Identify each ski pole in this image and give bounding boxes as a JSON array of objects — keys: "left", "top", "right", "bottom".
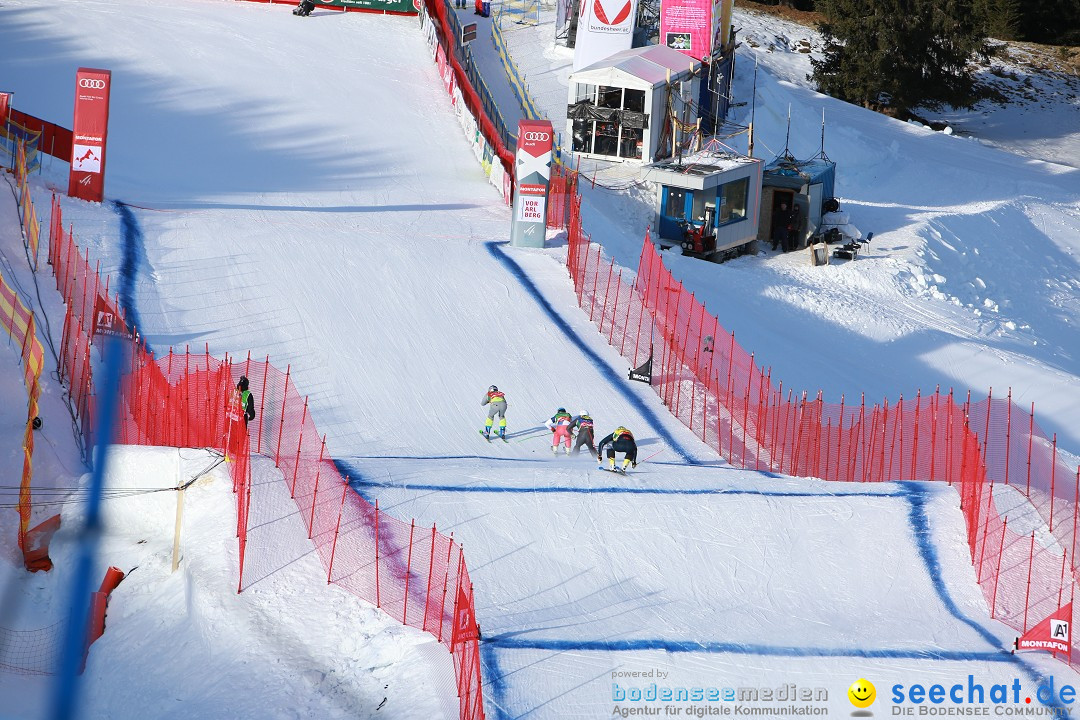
[
  {"left": 639, "top": 448, "right": 665, "bottom": 465},
  {"left": 514, "top": 430, "right": 550, "bottom": 443}
]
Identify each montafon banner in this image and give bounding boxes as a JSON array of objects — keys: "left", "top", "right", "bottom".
[
  {"left": 316, "top": 0, "right": 419, "bottom": 13},
  {"left": 68, "top": 68, "right": 111, "bottom": 203}
]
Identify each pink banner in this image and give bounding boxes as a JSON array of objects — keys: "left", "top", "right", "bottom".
[
  {"left": 68, "top": 68, "right": 112, "bottom": 203},
  {"left": 0, "top": 92, "right": 10, "bottom": 126},
  {"left": 659, "top": 0, "right": 713, "bottom": 60}
]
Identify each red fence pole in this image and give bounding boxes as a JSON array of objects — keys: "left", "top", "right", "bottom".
[
  {"left": 275, "top": 365, "right": 291, "bottom": 468},
  {"left": 990, "top": 519, "right": 1007, "bottom": 619},
  {"left": 290, "top": 396, "right": 309, "bottom": 498},
  {"left": 327, "top": 481, "right": 348, "bottom": 584},
  {"left": 1051, "top": 434, "right": 1058, "bottom": 531},
  {"left": 375, "top": 499, "right": 381, "bottom": 609},
  {"left": 1027, "top": 403, "right": 1034, "bottom": 496},
  {"left": 307, "top": 435, "right": 326, "bottom": 538},
  {"left": 1023, "top": 530, "right": 1036, "bottom": 631},
  {"left": 404, "top": 519, "right": 415, "bottom": 625},
  {"left": 423, "top": 524, "right": 436, "bottom": 633},
  {"left": 257, "top": 355, "right": 269, "bottom": 454},
  {"left": 1005, "top": 388, "right": 1012, "bottom": 485}
]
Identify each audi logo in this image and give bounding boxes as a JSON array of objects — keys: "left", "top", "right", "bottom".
[
  {"left": 79, "top": 79, "right": 107, "bottom": 89},
  {"left": 523, "top": 131, "right": 550, "bottom": 142}
]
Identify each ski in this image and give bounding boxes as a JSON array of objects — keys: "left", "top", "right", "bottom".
[
  {"left": 480, "top": 430, "right": 509, "bottom": 443},
  {"left": 480, "top": 430, "right": 491, "bottom": 442}
]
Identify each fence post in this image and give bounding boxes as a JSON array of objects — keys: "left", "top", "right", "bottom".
[
  {"left": 327, "top": 481, "right": 348, "bottom": 585},
  {"left": 1004, "top": 388, "right": 1012, "bottom": 485},
  {"left": 977, "top": 483, "right": 994, "bottom": 582},
  {"left": 1050, "top": 434, "right": 1058, "bottom": 531},
  {"left": 404, "top": 520, "right": 416, "bottom": 625},
  {"left": 308, "top": 435, "right": 327, "bottom": 539},
  {"left": 275, "top": 365, "right": 291, "bottom": 468},
  {"left": 990, "top": 516, "right": 1007, "bottom": 618},
  {"left": 911, "top": 390, "right": 922, "bottom": 480},
  {"left": 290, "top": 397, "right": 309, "bottom": 498},
  {"left": 1026, "top": 403, "right": 1034, "bottom": 496},
  {"left": 983, "top": 387, "right": 993, "bottom": 459},
  {"left": 1022, "top": 530, "right": 1036, "bottom": 631},
  {"left": 257, "top": 355, "right": 269, "bottom": 454},
  {"left": 1072, "top": 467, "right": 1080, "bottom": 572},
  {"left": 423, "top": 524, "right": 437, "bottom": 633},
  {"left": 375, "top": 500, "right": 381, "bottom": 609}
]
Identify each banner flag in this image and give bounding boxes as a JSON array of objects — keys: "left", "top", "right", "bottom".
[
  {"left": 452, "top": 583, "right": 478, "bottom": 646},
  {"left": 1015, "top": 602, "right": 1072, "bottom": 655},
  {"left": 68, "top": 68, "right": 111, "bottom": 203}
]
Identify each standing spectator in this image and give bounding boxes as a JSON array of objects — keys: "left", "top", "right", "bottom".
[
  {"left": 546, "top": 408, "right": 574, "bottom": 455},
  {"left": 571, "top": 410, "right": 597, "bottom": 458},
  {"left": 481, "top": 385, "right": 507, "bottom": 440},
  {"left": 237, "top": 375, "right": 256, "bottom": 425}
]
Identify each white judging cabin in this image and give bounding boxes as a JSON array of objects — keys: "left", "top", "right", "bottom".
[{"left": 567, "top": 44, "right": 701, "bottom": 163}]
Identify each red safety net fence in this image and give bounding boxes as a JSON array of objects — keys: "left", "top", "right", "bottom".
[
  {"left": 565, "top": 193, "right": 1080, "bottom": 664},
  {"left": 46, "top": 199, "right": 485, "bottom": 718}
]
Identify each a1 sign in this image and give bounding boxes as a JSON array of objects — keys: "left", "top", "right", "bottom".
[{"left": 461, "top": 22, "right": 477, "bottom": 44}]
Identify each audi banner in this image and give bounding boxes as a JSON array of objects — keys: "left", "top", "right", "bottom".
[
  {"left": 68, "top": 68, "right": 112, "bottom": 203},
  {"left": 510, "top": 120, "right": 553, "bottom": 248},
  {"left": 572, "top": 0, "right": 638, "bottom": 70}
]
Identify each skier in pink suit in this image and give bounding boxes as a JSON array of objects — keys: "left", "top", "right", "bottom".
[{"left": 545, "top": 408, "right": 574, "bottom": 455}]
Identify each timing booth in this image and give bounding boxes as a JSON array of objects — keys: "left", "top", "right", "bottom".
[
  {"left": 642, "top": 150, "right": 763, "bottom": 258},
  {"left": 566, "top": 45, "right": 701, "bottom": 163},
  {"left": 757, "top": 152, "right": 836, "bottom": 249}
]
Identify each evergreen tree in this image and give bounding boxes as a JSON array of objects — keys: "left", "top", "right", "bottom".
[{"left": 810, "top": 0, "right": 989, "bottom": 114}]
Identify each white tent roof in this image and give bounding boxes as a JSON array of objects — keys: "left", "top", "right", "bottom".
[{"left": 569, "top": 45, "right": 701, "bottom": 90}]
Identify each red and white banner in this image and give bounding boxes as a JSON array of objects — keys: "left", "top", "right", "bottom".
[
  {"left": 68, "top": 68, "right": 112, "bottom": 203},
  {"left": 452, "top": 583, "right": 478, "bottom": 647},
  {"left": 91, "top": 294, "right": 126, "bottom": 339},
  {"left": 0, "top": 92, "right": 10, "bottom": 127},
  {"left": 1016, "top": 602, "right": 1072, "bottom": 655},
  {"left": 572, "top": 0, "right": 638, "bottom": 70}
]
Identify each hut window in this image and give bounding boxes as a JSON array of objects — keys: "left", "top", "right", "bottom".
[
  {"left": 665, "top": 188, "right": 688, "bottom": 218},
  {"left": 619, "top": 128, "right": 643, "bottom": 159},
  {"left": 575, "top": 84, "right": 597, "bottom": 104},
  {"left": 624, "top": 89, "right": 646, "bottom": 113},
  {"left": 598, "top": 86, "right": 623, "bottom": 109},
  {"left": 717, "top": 177, "right": 749, "bottom": 225},
  {"left": 572, "top": 120, "right": 595, "bottom": 153}
]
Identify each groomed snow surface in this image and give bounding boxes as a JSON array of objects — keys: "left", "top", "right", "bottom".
[{"left": 1, "top": 0, "right": 1079, "bottom": 718}]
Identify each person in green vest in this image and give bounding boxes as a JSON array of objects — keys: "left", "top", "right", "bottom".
[{"left": 237, "top": 375, "right": 256, "bottom": 425}]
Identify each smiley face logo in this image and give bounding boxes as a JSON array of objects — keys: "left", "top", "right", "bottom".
[{"left": 848, "top": 679, "right": 876, "bottom": 708}]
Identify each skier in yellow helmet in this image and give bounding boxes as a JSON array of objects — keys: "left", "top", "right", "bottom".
[{"left": 597, "top": 426, "right": 637, "bottom": 472}]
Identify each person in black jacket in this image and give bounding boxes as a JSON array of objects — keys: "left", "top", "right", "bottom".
[
  {"left": 237, "top": 375, "right": 256, "bottom": 425},
  {"left": 597, "top": 426, "right": 637, "bottom": 472},
  {"left": 293, "top": 0, "right": 316, "bottom": 16}
]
